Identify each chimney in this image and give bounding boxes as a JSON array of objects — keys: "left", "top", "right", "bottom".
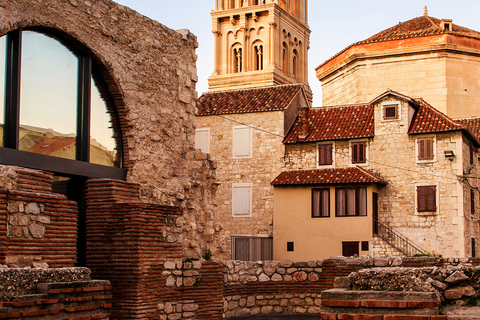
[{"left": 297, "top": 107, "right": 309, "bottom": 141}]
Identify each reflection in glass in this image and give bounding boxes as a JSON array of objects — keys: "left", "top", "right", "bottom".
[
  {"left": 90, "top": 79, "right": 116, "bottom": 167},
  {"left": 0, "top": 36, "right": 5, "bottom": 147},
  {"left": 19, "top": 31, "right": 78, "bottom": 160}
]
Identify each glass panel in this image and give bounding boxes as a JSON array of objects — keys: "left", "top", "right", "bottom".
[
  {"left": 19, "top": 31, "right": 77, "bottom": 160},
  {"left": 358, "top": 188, "right": 367, "bottom": 216},
  {"left": 321, "top": 189, "right": 329, "bottom": 217},
  {"left": 336, "top": 188, "right": 345, "bottom": 216},
  {"left": 90, "top": 78, "right": 116, "bottom": 167},
  {"left": 0, "top": 36, "right": 5, "bottom": 147},
  {"left": 346, "top": 188, "right": 356, "bottom": 216}
]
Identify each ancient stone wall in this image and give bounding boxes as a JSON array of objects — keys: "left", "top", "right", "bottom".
[{"left": 1, "top": 0, "right": 219, "bottom": 259}]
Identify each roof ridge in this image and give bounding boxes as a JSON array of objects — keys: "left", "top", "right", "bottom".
[
  {"left": 201, "top": 83, "right": 302, "bottom": 95},
  {"left": 424, "top": 15, "right": 442, "bottom": 31}
]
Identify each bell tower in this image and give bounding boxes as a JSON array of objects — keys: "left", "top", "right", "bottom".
[{"left": 209, "top": 0, "right": 311, "bottom": 97}]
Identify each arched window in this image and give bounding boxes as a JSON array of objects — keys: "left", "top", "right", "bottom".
[
  {"left": 233, "top": 46, "right": 243, "bottom": 73},
  {"left": 254, "top": 43, "right": 263, "bottom": 71},
  {"left": 292, "top": 49, "right": 298, "bottom": 79},
  {"left": 282, "top": 42, "right": 288, "bottom": 74},
  {"left": 0, "top": 29, "right": 125, "bottom": 179}
]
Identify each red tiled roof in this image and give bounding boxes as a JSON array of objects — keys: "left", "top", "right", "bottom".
[
  {"left": 455, "top": 117, "right": 480, "bottom": 144},
  {"left": 27, "top": 137, "right": 75, "bottom": 155},
  {"left": 284, "top": 104, "right": 374, "bottom": 143},
  {"left": 408, "top": 99, "right": 464, "bottom": 134},
  {"left": 196, "top": 84, "right": 303, "bottom": 115},
  {"left": 317, "top": 15, "right": 480, "bottom": 71},
  {"left": 271, "top": 167, "right": 387, "bottom": 186}
]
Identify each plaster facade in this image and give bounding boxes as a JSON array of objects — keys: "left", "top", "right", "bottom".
[{"left": 274, "top": 92, "right": 479, "bottom": 259}]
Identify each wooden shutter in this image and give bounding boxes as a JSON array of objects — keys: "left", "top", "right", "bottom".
[
  {"left": 195, "top": 129, "right": 209, "bottom": 153},
  {"left": 417, "top": 186, "right": 436, "bottom": 212},
  {"left": 352, "top": 142, "right": 366, "bottom": 163},
  {"left": 234, "top": 186, "right": 251, "bottom": 215},
  {"left": 233, "top": 237, "right": 250, "bottom": 261},
  {"left": 418, "top": 138, "right": 434, "bottom": 160},
  {"left": 384, "top": 105, "right": 397, "bottom": 119},
  {"left": 318, "top": 144, "right": 332, "bottom": 165},
  {"left": 233, "top": 127, "right": 251, "bottom": 157}
]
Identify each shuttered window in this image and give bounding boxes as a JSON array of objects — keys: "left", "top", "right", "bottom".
[
  {"left": 417, "top": 137, "right": 434, "bottom": 161},
  {"left": 351, "top": 142, "right": 366, "bottom": 164},
  {"left": 336, "top": 187, "right": 367, "bottom": 217},
  {"left": 383, "top": 104, "right": 398, "bottom": 119},
  {"left": 195, "top": 129, "right": 209, "bottom": 153},
  {"left": 233, "top": 126, "right": 251, "bottom": 158},
  {"left": 233, "top": 185, "right": 251, "bottom": 216},
  {"left": 312, "top": 188, "right": 330, "bottom": 217},
  {"left": 232, "top": 236, "right": 272, "bottom": 261},
  {"left": 417, "top": 186, "right": 436, "bottom": 212},
  {"left": 318, "top": 144, "right": 333, "bottom": 165}
]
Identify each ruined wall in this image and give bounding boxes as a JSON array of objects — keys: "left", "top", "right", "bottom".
[
  {"left": 195, "top": 111, "right": 286, "bottom": 260},
  {"left": 1, "top": 0, "right": 219, "bottom": 259}
]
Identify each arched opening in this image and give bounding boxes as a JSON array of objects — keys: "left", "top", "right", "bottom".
[
  {"left": 293, "top": 49, "right": 298, "bottom": 79},
  {"left": 1, "top": 28, "right": 126, "bottom": 265},
  {"left": 232, "top": 44, "right": 243, "bottom": 73},
  {"left": 253, "top": 42, "right": 263, "bottom": 71},
  {"left": 282, "top": 42, "right": 288, "bottom": 74}
]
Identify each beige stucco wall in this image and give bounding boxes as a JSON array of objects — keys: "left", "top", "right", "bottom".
[
  {"left": 273, "top": 185, "right": 377, "bottom": 261},
  {"left": 280, "top": 95, "right": 479, "bottom": 257}
]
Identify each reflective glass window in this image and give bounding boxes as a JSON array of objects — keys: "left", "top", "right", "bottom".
[
  {"left": 0, "top": 36, "right": 5, "bottom": 147},
  {"left": 19, "top": 31, "right": 78, "bottom": 160},
  {"left": 90, "top": 78, "right": 116, "bottom": 166}
]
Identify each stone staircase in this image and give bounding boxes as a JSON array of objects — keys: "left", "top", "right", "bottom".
[{"left": 371, "top": 235, "right": 405, "bottom": 256}]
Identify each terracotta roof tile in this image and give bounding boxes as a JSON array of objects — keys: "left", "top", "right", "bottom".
[
  {"left": 318, "top": 15, "right": 480, "bottom": 71},
  {"left": 196, "top": 84, "right": 302, "bottom": 115},
  {"left": 284, "top": 104, "right": 374, "bottom": 143},
  {"left": 455, "top": 117, "right": 480, "bottom": 143},
  {"left": 408, "top": 99, "right": 464, "bottom": 134},
  {"left": 271, "top": 167, "right": 387, "bottom": 186},
  {"left": 27, "top": 137, "right": 75, "bottom": 155}
]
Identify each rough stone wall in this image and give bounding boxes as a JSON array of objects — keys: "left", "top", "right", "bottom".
[
  {"left": 195, "top": 111, "right": 286, "bottom": 260},
  {"left": 283, "top": 95, "right": 475, "bottom": 257},
  {"left": 1, "top": 0, "right": 218, "bottom": 259}
]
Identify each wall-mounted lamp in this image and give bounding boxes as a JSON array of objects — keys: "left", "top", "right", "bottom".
[{"left": 444, "top": 150, "right": 455, "bottom": 161}]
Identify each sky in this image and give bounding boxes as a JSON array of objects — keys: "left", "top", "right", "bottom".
[{"left": 114, "top": 0, "right": 480, "bottom": 107}]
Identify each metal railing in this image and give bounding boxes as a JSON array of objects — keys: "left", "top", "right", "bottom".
[{"left": 373, "top": 217, "right": 428, "bottom": 257}]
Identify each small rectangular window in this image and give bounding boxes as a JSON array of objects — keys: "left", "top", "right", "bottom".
[
  {"left": 233, "top": 126, "right": 251, "bottom": 158},
  {"left": 233, "top": 184, "right": 252, "bottom": 216},
  {"left": 318, "top": 143, "right": 333, "bottom": 166},
  {"left": 287, "top": 242, "right": 294, "bottom": 252},
  {"left": 335, "top": 187, "right": 367, "bottom": 217},
  {"left": 383, "top": 105, "right": 398, "bottom": 119},
  {"left": 351, "top": 141, "right": 366, "bottom": 164},
  {"left": 312, "top": 188, "right": 330, "bottom": 217},
  {"left": 361, "top": 241, "right": 369, "bottom": 251},
  {"left": 417, "top": 137, "right": 435, "bottom": 161},
  {"left": 417, "top": 185, "right": 436, "bottom": 212}
]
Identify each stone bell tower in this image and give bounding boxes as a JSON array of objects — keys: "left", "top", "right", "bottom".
[{"left": 209, "top": 0, "right": 311, "bottom": 97}]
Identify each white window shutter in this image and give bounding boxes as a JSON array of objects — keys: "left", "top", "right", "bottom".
[
  {"left": 233, "top": 127, "right": 251, "bottom": 157},
  {"left": 234, "top": 186, "right": 251, "bottom": 215},
  {"left": 195, "top": 129, "right": 209, "bottom": 153}
]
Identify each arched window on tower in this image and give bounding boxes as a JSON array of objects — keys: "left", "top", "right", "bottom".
[
  {"left": 282, "top": 42, "right": 288, "bottom": 74},
  {"left": 292, "top": 49, "right": 298, "bottom": 79},
  {"left": 254, "top": 43, "right": 263, "bottom": 71},
  {"left": 232, "top": 45, "right": 243, "bottom": 73}
]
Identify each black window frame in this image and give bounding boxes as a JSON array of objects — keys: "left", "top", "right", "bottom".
[{"left": 2, "top": 28, "right": 126, "bottom": 180}]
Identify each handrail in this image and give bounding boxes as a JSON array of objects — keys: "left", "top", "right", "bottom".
[{"left": 373, "top": 217, "right": 428, "bottom": 257}]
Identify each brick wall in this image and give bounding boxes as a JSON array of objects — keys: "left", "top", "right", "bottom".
[
  {"left": 0, "top": 280, "right": 112, "bottom": 319},
  {"left": 0, "top": 169, "right": 78, "bottom": 268}
]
